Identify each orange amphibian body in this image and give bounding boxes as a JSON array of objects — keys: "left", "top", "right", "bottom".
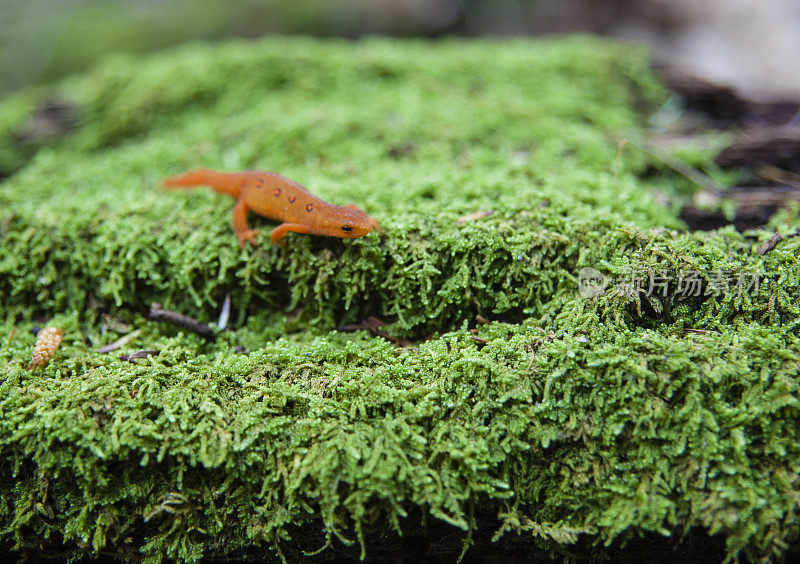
[{"left": 163, "top": 168, "right": 381, "bottom": 247}]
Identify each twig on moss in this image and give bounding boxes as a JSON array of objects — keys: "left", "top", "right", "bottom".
[
  {"left": 456, "top": 210, "right": 493, "bottom": 223},
  {"left": 756, "top": 232, "right": 784, "bottom": 255},
  {"left": 756, "top": 230, "right": 799, "bottom": 255},
  {"left": 98, "top": 329, "right": 142, "bottom": 354},
  {"left": 148, "top": 303, "right": 216, "bottom": 340},
  {"left": 120, "top": 350, "right": 160, "bottom": 362}
]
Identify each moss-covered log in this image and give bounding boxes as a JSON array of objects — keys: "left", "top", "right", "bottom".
[{"left": 1, "top": 37, "right": 799, "bottom": 562}]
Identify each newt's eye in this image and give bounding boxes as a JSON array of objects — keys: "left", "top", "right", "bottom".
[{"left": 341, "top": 225, "right": 353, "bottom": 233}]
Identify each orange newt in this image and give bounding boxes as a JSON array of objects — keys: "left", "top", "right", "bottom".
[{"left": 163, "top": 168, "right": 381, "bottom": 247}]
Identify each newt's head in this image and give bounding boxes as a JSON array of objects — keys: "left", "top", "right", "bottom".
[{"left": 331, "top": 206, "right": 382, "bottom": 239}]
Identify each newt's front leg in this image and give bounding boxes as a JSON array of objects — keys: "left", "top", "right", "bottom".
[
  {"left": 270, "top": 223, "right": 312, "bottom": 245},
  {"left": 232, "top": 198, "right": 260, "bottom": 248}
]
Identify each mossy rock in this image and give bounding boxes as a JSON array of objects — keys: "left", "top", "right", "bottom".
[{"left": 1, "top": 36, "right": 799, "bottom": 563}]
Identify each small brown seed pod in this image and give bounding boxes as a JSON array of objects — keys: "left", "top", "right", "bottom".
[{"left": 27, "top": 327, "right": 63, "bottom": 370}]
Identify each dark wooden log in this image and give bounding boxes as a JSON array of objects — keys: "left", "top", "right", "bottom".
[
  {"left": 654, "top": 61, "right": 800, "bottom": 128},
  {"left": 715, "top": 128, "right": 800, "bottom": 171}
]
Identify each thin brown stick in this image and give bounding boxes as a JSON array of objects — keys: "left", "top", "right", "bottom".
[
  {"left": 98, "top": 329, "right": 142, "bottom": 354},
  {"left": 120, "top": 350, "right": 160, "bottom": 362},
  {"left": 756, "top": 230, "right": 800, "bottom": 255},
  {"left": 148, "top": 303, "right": 216, "bottom": 340},
  {"left": 756, "top": 166, "right": 800, "bottom": 189},
  {"left": 756, "top": 232, "right": 784, "bottom": 256},
  {"left": 456, "top": 210, "right": 494, "bottom": 224}
]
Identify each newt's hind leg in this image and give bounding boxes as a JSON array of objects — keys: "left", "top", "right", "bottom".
[
  {"left": 270, "top": 223, "right": 311, "bottom": 245},
  {"left": 345, "top": 204, "right": 382, "bottom": 233},
  {"left": 164, "top": 168, "right": 245, "bottom": 198},
  {"left": 232, "top": 198, "right": 259, "bottom": 248}
]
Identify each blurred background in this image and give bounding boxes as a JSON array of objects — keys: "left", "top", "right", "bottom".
[{"left": 2, "top": 0, "right": 800, "bottom": 97}]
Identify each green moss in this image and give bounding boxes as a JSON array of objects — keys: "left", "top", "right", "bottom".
[{"left": 1, "top": 36, "right": 799, "bottom": 562}]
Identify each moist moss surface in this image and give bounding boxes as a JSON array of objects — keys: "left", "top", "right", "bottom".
[{"left": 1, "top": 36, "right": 799, "bottom": 563}]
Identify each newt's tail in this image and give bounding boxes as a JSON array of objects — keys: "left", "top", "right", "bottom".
[{"left": 163, "top": 168, "right": 243, "bottom": 198}]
